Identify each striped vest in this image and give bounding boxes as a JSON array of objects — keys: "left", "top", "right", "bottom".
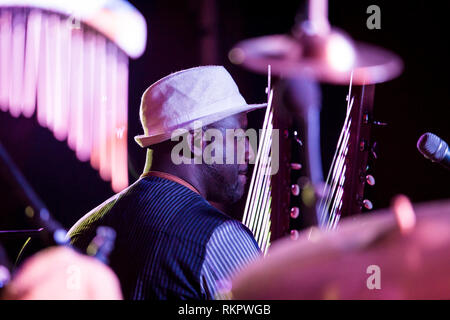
[{"left": 68, "top": 175, "right": 259, "bottom": 299}]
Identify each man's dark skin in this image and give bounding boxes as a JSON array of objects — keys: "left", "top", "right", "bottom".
[{"left": 144, "top": 112, "right": 254, "bottom": 205}]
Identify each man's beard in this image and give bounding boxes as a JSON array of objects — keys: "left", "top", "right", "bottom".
[{"left": 205, "top": 164, "right": 243, "bottom": 204}]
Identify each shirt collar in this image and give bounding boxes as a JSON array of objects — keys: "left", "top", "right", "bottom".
[{"left": 140, "top": 171, "right": 201, "bottom": 195}]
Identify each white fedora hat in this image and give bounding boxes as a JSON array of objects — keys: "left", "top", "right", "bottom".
[{"left": 134, "top": 65, "right": 267, "bottom": 147}]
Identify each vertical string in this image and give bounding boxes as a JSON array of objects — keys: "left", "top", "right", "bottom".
[
  {"left": 252, "top": 134, "right": 273, "bottom": 244},
  {"left": 319, "top": 70, "right": 354, "bottom": 229},
  {"left": 246, "top": 109, "right": 273, "bottom": 232},
  {"left": 323, "top": 118, "right": 351, "bottom": 227},
  {"left": 242, "top": 67, "right": 274, "bottom": 253},
  {"left": 242, "top": 91, "right": 272, "bottom": 226}
]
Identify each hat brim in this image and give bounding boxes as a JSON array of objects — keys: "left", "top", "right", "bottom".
[{"left": 134, "top": 102, "right": 267, "bottom": 147}]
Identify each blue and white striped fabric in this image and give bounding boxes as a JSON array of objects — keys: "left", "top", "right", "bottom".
[
  {"left": 201, "top": 220, "right": 261, "bottom": 299},
  {"left": 68, "top": 175, "right": 261, "bottom": 299}
]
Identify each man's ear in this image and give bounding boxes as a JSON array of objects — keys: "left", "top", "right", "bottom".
[{"left": 186, "top": 128, "right": 204, "bottom": 164}]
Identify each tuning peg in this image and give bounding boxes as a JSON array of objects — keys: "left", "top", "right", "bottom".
[
  {"left": 291, "top": 184, "right": 300, "bottom": 196},
  {"left": 359, "top": 139, "right": 368, "bottom": 152},
  {"left": 363, "top": 113, "right": 387, "bottom": 126},
  {"left": 284, "top": 130, "right": 303, "bottom": 145},
  {"left": 362, "top": 199, "right": 373, "bottom": 210},
  {"left": 373, "top": 120, "right": 388, "bottom": 126},
  {"left": 371, "top": 142, "right": 378, "bottom": 159},
  {"left": 290, "top": 163, "right": 302, "bottom": 170},
  {"left": 365, "top": 174, "right": 376, "bottom": 186},
  {"left": 290, "top": 207, "right": 300, "bottom": 219},
  {"left": 363, "top": 113, "right": 370, "bottom": 124},
  {"left": 360, "top": 172, "right": 375, "bottom": 186},
  {"left": 290, "top": 229, "right": 300, "bottom": 240},
  {"left": 293, "top": 130, "right": 303, "bottom": 146},
  {"left": 360, "top": 140, "right": 378, "bottom": 159}
]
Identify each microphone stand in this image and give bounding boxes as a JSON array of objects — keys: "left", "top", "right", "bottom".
[
  {"left": 0, "top": 141, "right": 116, "bottom": 274},
  {"left": 0, "top": 141, "right": 68, "bottom": 247}
]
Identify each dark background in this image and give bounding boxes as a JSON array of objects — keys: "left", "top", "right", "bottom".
[{"left": 1, "top": 0, "right": 449, "bottom": 262}]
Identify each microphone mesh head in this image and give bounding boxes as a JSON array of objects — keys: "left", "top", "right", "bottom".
[{"left": 417, "top": 132, "right": 448, "bottom": 161}]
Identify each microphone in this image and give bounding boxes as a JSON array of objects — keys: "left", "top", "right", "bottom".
[
  {"left": 0, "top": 245, "right": 11, "bottom": 290},
  {"left": 417, "top": 132, "right": 450, "bottom": 170},
  {"left": 86, "top": 226, "right": 117, "bottom": 265}
]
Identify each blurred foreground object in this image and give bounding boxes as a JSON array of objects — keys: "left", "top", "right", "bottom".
[
  {"left": 231, "top": 196, "right": 450, "bottom": 299},
  {"left": 2, "top": 246, "right": 122, "bottom": 300},
  {"left": 230, "top": 0, "right": 402, "bottom": 84},
  {"left": 0, "top": 0, "right": 148, "bottom": 192}
]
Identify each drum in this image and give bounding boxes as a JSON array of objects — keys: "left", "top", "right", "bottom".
[{"left": 231, "top": 198, "right": 450, "bottom": 299}]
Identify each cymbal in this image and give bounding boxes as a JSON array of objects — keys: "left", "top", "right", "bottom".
[
  {"left": 231, "top": 198, "right": 450, "bottom": 299},
  {"left": 229, "top": 29, "right": 403, "bottom": 85}
]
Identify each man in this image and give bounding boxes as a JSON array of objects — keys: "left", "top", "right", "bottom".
[{"left": 68, "top": 66, "right": 267, "bottom": 299}]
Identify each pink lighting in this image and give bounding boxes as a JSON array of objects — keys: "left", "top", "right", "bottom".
[
  {"left": 0, "top": 10, "right": 11, "bottom": 112},
  {"left": 112, "top": 53, "right": 129, "bottom": 192},
  {"left": 68, "top": 29, "right": 83, "bottom": 151},
  {"left": 308, "top": 0, "right": 330, "bottom": 35},
  {"left": 37, "top": 14, "right": 49, "bottom": 128},
  {"left": 9, "top": 11, "right": 25, "bottom": 118},
  {"left": 392, "top": 195, "right": 417, "bottom": 235},
  {"left": 325, "top": 33, "right": 356, "bottom": 72},
  {"left": 0, "top": 1, "right": 147, "bottom": 192},
  {"left": 90, "top": 35, "right": 105, "bottom": 171},
  {"left": 77, "top": 31, "right": 95, "bottom": 162},
  {"left": 22, "top": 10, "right": 41, "bottom": 118}
]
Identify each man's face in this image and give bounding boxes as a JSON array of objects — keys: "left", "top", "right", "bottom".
[{"left": 202, "top": 113, "right": 255, "bottom": 204}]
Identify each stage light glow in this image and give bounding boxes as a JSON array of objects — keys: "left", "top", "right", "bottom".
[
  {"left": 0, "top": 1, "right": 147, "bottom": 192},
  {"left": 325, "top": 33, "right": 355, "bottom": 72},
  {"left": 392, "top": 195, "right": 416, "bottom": 235}
]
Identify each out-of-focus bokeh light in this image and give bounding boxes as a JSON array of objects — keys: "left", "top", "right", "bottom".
[{"left": 325, "top": 33, "right": 355, "bottom": 72}]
